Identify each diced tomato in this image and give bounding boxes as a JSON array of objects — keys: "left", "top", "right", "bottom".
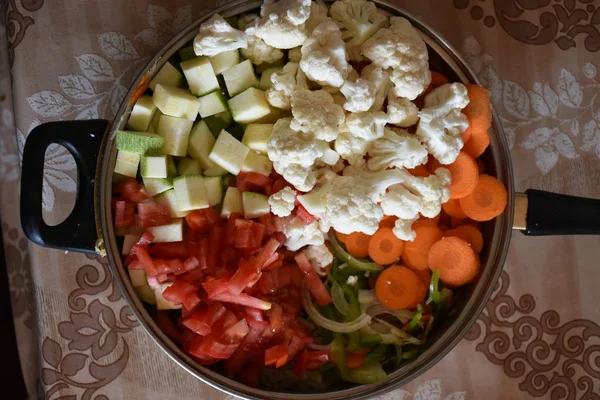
[
  {"left": 137, "top": 201, "right": 171, "bottom": 227},
  {"left": 222, "top": 319, "right": 250, "bottom": 344},
  {"left": 162, "top": 280, "right": 198, "bottom": 304},
  {"left": 127, "top": 258, "right": 142, "bottom": 270},
  {"left": 182, "top": 292, "right": 202, "bottom": 312},
  {"left": 196, "top": 238, "right": 209, "bottom": 270},
  {"left": 227, "top": 258, "right": 260, "bottom": 295},
  {"left": 181, "top": 268, "right": 203, "bottom": 285},
  {"left": 287, "top": 335, "right": 304, "bottom": 361},
  {"left": 127, "top": 231, "right": 154, "bottom": 256},
  {"left": 265, "top": 341, "right": 289, "bottom": 368},
  {"left": 155, "top": 311, "right": 182, "bottom": 343},
  {"left": 207, "top": 226, "right": 224, "bottom": 274},
  {"left": 244, "top": 308, "right": 264, "bottom": 324},
  {"left": 133, "top": 245, "right": 157, "bottom": 276},
  {"left": 269, "top": 304, "right": 284, "bottom": 336},
  {"left": 259, "top": 269, "right": 279, "bottom": 295},
  {"left": 296, "top": 204, "right": 316, "bottom": 224},
  {"left": 212, "top": 292, "right": 272, "bottom": 310},
  {"left": 114, "top": 200, "right": 135, "bottom": 227},
  {"left": 295, "top": 252, "right": 332, "bottom": 306},
  {"left": 225, "top": 213, "right": 243, "bottom": 246},
  {"left": 113, "top": 178, "right": 149, "bottom": 202},
  {"left": 262, "top": 252, "right": 283, "bottom": 271},
  {"left": 183, "top": 256, "right": 200, "bottom": 272},
  {"left": 202, "top": 277, "right": 230, "bottom": 298},
  {"left": 271, "top": 178, "right": 290, "bottom": 195},
  {"left": 186, "top": 208, "right": 222, "bottom": 234},
  {"left": 181, "top": 302, "right": 226, "bottom": 336},
  {"left": 251, "top": 222, "right": 266, "bottom": 247},
  {"left": 293, "top": 347, "right": 309, "bottom": 376},
  {"left": 305, "top": 350, "right": 330, "bottom": 370},
  {"left": 198, "top": 334, "right": 240, "bottom": 359},
  {"left": 166, "top": 259, "right": 185, "bottom": 275},
  {"left": 236, "top": 172, "right": 271, "bottom": 193},
  {"left": 149, "top": 242, "right": 189, "bottom": 259},
  {"left": 259, "top": 214, "right": 276, "bottom": 236},
  {"left": 273, "top": 232, "right": 287, "bottom": 245}
]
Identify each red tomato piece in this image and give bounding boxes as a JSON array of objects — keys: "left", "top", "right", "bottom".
[
  {"left": 181, "top": 302, "right": 226, "bottom": 336},
  {"left": 262, "top": 252, "right": 283, "bottom": 271},
  {"left": 271, "top": 178, "right": 290, "bottom": 195},
  {"left": 137, "top": 201, "right": 171, "bottom": 228},
  {"left": 207, "top": 225, "right": 224, "bottom": 274},
  {"left": 236, "top": 172, "right": 271, "bottom": 193},
  {"left": 295, "top": 252, "right": 333, "bottom": 306},
  {"left": 227, "top": 258, "right": 260, "bottom": 296},
  {"left": 114, "top": 200, "right": 135, "bottom": 227},
  {"left": 114, "top": 178, "right": 149, "bottom": 202},
  {"left": 287, "top": 335, "right": 304, "bottom": 361},
  {"left": 305, "top": 349, "right": 330, "bottom": 370},
  {"left": 296, "top": 204, "right": 316, "bottom": 224},
  {"left": 293, "top": 348, "right": 309, "bottom": 376},
  {"left": 259, "top": 214, "right": 276, "bottom": 236},
  {"left": 265, "top": 341, "right": 289, "bottom": 368},
  {"left": 166, "top": 259, "right": 185, "bottom": 275},
  {"left": 201, "top": 277, "right": 230, "bottom": 298},
  {"left": 269, "top": 304, "right": 284, "bottom": 336},
  {"left": 196, "top": 238, "right": 209, "bottom": 270},
  {"left": 182, "top": 292, "right": 202, "bottom": 312},
  {"left": 198, "top": 334, "right": 240, "bottom": 359},
  {"left": 222, "top": 319, "right": 250, "bottom": 344},
  {"left": 162, "top": 280, "right": 198, "bottom": 304},
  {"left": 183, "top": 256, "right": 200, "bottom": 272},
  {"left": 212, "top": 292, "right": 272, "bottom": 310},
  {"left": 133, "top": 245, "right": 157, "bottom": 276},
  {"left": 149, "top": 242, "right": 189, "bottom": 259},
  {"left": 259, "top": 269, "right": 279, "bottom": 295},
  {"left": 225, "top": 213, "right": 243, "bottom": 246},
  {"left": 181, "top": 268, "right": 204, "bottom": 285}
]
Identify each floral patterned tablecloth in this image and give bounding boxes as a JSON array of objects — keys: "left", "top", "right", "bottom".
[{"left": 3, "top": 1, "right": 600, "bottom": 399}]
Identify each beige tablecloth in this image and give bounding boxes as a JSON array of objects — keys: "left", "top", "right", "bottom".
[{"left": 3, "top": 1, "right": 600, "bottom": 399}]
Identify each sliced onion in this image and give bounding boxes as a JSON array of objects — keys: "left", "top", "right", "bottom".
[
  {"left": 308, "top": 342, "right": 331, "bottom": 351},
  {"left": 374, "top": 317, "right": 423, "bottom": 345},
  {"left": 331, "top": 281, "right": 351, "bottom": 316},
  {"left": 358, "top": 289, "right": 376, "bottom": 305},
  {"left": 367, "top": 304, "right": 414, "bottom": 325},
  {"left": 302, "top": 284, "right": 371, "bottom": 333}
]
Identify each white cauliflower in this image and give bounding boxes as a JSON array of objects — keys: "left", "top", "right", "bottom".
[
  {"left": 300, "top": 20, "right": 352, "bottom": 88},
  {"left": 305, "top": 244, "right": 333, "bottom": 275},
  {"left": 194, "top": 14, "right": 248, "bottom": 57},
  {"left": 266, "top": 62, "right": 302, "bottom": 110},
  {"left": 330, "top": 0, "right": 389, "bottom": 61},
  {"left": 279, "top": 216, "right": 325, "bottom": 251},
  {"left": 342, "top": 166, "right": 408, "bottom": 202},
  {"left": 288, "top": 47, "right": 302, "bottom": 62},
  {"left": 290, "top": 88, "right": 345, "bottom": 142},
  {"left": 392, "top": 217, "right": 419, "bottom": 241},
  {"left": 241, "top": 16, "right": 284, "bottom": 65},
  {"left": 255, "top": 0, "right": 312, "bottom": 49},
  {"left": 361, "top": 64, "right": 391, "bottom": 112},
  {"left": 417, "top": 82, "right": 470, "bottom": 164},
  {"left": 367, "top": 128, "right": 428, "bottom": 171},
  {"left": 340, "top": 77, "right": 376, "bottom": 112},
  {"left": 362, "top": 17, "right": 431, "bottom": 100},
  {"left": 268, "top": 186, "right": 296, "bottom": 217},
  {"left": 305, "top": 1, "right": 330, "bottom": 33},
  {"left": 267, "top": 118, "right": 328, "bottom": 192},
  {"left": 334, "top": 111, "right": 388, "bottom": 166},
  {"left": 387, "top": 91, "right": 419, "bottom": 127}
]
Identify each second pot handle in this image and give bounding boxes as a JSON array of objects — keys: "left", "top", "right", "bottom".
[
  {"left": 20, "top": 120, "right": 109, "bottom": 254},
  {"left": 515, "top": 189, "right": 600, "bottom": 235}
]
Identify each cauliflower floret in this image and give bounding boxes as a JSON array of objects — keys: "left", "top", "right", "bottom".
[
  {"left": 367, "top": 127, "right": 428, "bottom": 171},
  {"left": 392, "top": 217, "right": 419, "bottom": 241},
  {"left": 305, "top": 1, "right": 330, "bottom": 33},
  {"left": 288, "top": 47, "right": 302, "bottom": 62},
  {"left": 361, "top": 64, "right": 391, "bottom": 112},
  {"left": 300, "top": 20, "right": 352, "bottom": 88},
  {"left": 290, "top": 88, "right": 345, "bottom": 142},
  {"left": 305, "top": 244, "right": 333, "bottom": 275},
  {"left": 330, "top": 0, "right": 389, "bottom": 61},
  {"left": 342, "top": 165, "right": 407, "bottom": 202},
  {"left": 387, "top": 91, "right": 419, "bottom": 127},
  {"left": 267, "top": 118, "right": 328, "bottom": 192},
  {"left": 381, "top": 184, "right": 423, "bottom": 219},
  {"left": 194, "top": 14, "right": 247, "bottom": 57},
  {"left": 417, "top": 82, "right": 470, "bottom": 164},
  {"left": 362, "top": 17, "right": 431, "bottom": 100},
  {"left": 334, "top": 111, "right": 388, "bottom": 166},
  {"left": 279, "top": 216, "right": 325, "bottom": 251},
  {"left": 268, "top": 186, "right": 296, "bottom": 217},
  {"left": 255, "top": 0, "right": 312, "bottom": 49},
  {"left": 266, "top": 62, "right": 301, "bottom": 110},
  {"left": 242, "top": 16, "right": 284, "bottom": 65},
  {"left": 340, "top": 77, "right": 376, "bottom": 112}
]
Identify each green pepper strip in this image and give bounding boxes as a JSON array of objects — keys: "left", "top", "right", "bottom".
[
  {"left": 407, "top": 304, "right": 424, "bottom": 333},
  {"left": 342, "top": 284, "right": 361, "bottom": 351},
  {"left": 328, "top": 231, "right": 383, "bottom": 272},
  {"left": 402, "top": 348, "right": 420, "bottom": 360},
  {"left": 364, "top": 344, "right": 389, "bottom": 365}
]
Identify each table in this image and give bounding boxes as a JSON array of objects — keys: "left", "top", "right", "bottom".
[{"left": 3, "top": 1, "right": 600, "bottom": 399}]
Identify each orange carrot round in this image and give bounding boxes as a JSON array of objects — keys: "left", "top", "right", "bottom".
[
  {"left": 345, "top": 232, "right": 371, "bottom": 258},
  {"left": 335, "top": 230, "right": 348, "bottom": 244},
  {"left": 428, "top": 237, "right": 480, "bottom": 286},
  {"left": 447, "top": 151, "right": 479, "bottom": 199},
  {"left": 459, "top": 174, "right": 507, "bottom": 221},
  {"left": 462, "top": 124, "right": 472, "bottom": 142},
  {"left": 444, "top": 225, "right": 484, "bottom": 253},
  {"left": 476, "top": 158, "right": 485, "bottom": 174},
  {"left": 379, "top": 215, "right": 398, "bottom": 229},
  {"left": 463, "top": 84, "right": 492, "bottom": 133},
  {"left": 413, "top": 218, "right": 439, "bottom": 229},
  {"left": 407, "top": 164, "right": 430, "bottom": 177},
  {"left": 438, "top": 224, "right": 450, "bottom": 232},
  {"left": 464, "top": 129, "right": 490, "bottom": 158},
  {"left": 375, "top": 265, "right": 427, "bottom": 310},
  {"left": 426, "top": 156, "right": 443, "bottom": 174},
  {"left": 450, "top": 217, "right": 482, "bottom": 230},
  {"left": 430, "top": 71, "right": 450, "bottom": 88},
  {"left": 402, "top": 224, "right": 443, "bottom": 271},
  {"left": 411, "top": 267, "right": 432, "bottom": 287},
  {"left": 442, "top": 198, "right": 468, "bottom": 219},
  {"left": 368, "top": 228, "right": 405, "bottom": 265}
]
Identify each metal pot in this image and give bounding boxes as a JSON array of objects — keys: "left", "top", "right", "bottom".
[{"left": 19, "top": 1, "right": 600, "bottom": 399}]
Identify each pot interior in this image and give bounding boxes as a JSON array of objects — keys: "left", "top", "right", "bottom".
[{"left": 98, "top": 1, "right": 515, "bottom": 399}]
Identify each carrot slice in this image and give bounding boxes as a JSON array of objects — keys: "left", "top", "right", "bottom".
[
  {"left": 428, "top": 236, "right": 480, "bottom": 286},
  {"left": 438, "top": 224, "right": 450, "bottom": 232},
  {"left": 345, "top": 232, "right": 371, "bottom": 258},
  {"left": 379, "top": 215, "right": 398, "bottom": 229},
  {"left": 464, "top": 129, "right": 490, "bottom": 158},
  {"left": 450, "top": 218, "right": 482, "bottom": 230},
  {"left": 335, "top": 230, "right": 348, "bottom": 244},
  {"left": 402, "top": 224, "right": 443, "bottom": 271},
  {"left": 368, "top": 228, "right": 405, "bottom": 265},
  {"left": 446, "top": 151, "right": 479, "bottom": 199},
  {"left": 430, "top": 71, "right": 450, "bottom": 89},
  {"left": 375, "top": 265, "right": 427, "bottom": 310},
  {"left": 426, "top": 156, "right": 443, "bottom": 174},
  {"left": 413, "top": 218, "right": 439, "bottom": 229},
  {"left": 459, "top": 174, "right": 507, "bottom": 221},
  {"left": 442, "top": 199, "right": 468, "bottom": 219},
  {"left": 412, "top": 267, "right": 432, "bottom": 287},
  {"left": 476, "top": 158, "right": 485, "bottom": 174},
  {"left": 462, "top": 124, "right": 472, "bottom": 142},
  {"left": 407, "top": 164, "right": 430, "bottom": 177},
  {"left": 444, "top": 225, "right": 484, "bottom": 254},
  {"left": 463, "top": 84, "right": 492, "bottom": 133}
]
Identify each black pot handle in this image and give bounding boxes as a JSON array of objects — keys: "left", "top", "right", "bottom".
[
  {"left": 20, "top": 119, "right": 109, "bottom": 254},
  {"left": 516, "top": 189, "right": 600, "bottom": 235}
]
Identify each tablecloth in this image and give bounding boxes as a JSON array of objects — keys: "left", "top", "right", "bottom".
[{"left": 3, "top": 1, "right": 600, "bottom": 399}]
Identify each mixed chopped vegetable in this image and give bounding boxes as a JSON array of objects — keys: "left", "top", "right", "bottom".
[{"left": 113, "top": 0, "right": 507, "bottom": 389}]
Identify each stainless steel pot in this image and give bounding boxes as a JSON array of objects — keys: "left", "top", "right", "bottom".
[{"left": 19, "top": 1, "right": 600, "bottom": 399}]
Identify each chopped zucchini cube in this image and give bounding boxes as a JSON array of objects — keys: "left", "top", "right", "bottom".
[
  {"left": 135, "top": 285, "right": 157, "bottom": 305},
  {"left": 147, "top": 109, "right": 163, "bottom": 134},
  {"left": 203, "top": 165, "right": 229, "bottom": 177},
  {"left": 154, "top": 282, "right": 182, "bottom": 310},
  {"left": 242, "top": 124, "right": 273, "bottom": 154},
  {"left": 140, "top": 155, "right": 168, "bottom": 178},
  {"left": 209, "top": 129, "right": 250, "bottom": 175},
  {"left": 149, "top": 62, "right": 183, "bottom": 90},
  {"left": 258, "top": 66, "right": 283, "bottom": 90},
  {"left": 142, "top": 177, "right": 173, "bottom": 197},
  {"left": 116, "top": 130, "right": 164, "bottom": 155},
  {"left": 122, "top": 234, "right": 142, "bottom": 256},
  {"left": 173, "top": 175, "right": 209, "bottom": 211},
  {"left": 198, "top": 91, "right": 228, "bottom": 118},
  {"left": 114, "top": 150, "right": 140, "bottom": 178},
  {"left": 188, "top": 120, "right": 216, "bottom": 169},
  {"left": 152, "top": 84, "right": 198, "bottom": 119},
  {"left": 181, "top": 56, "right": 220, "bottom": 96},
  {"left": 241, "top": 150, "right": 273, "bottom": 176},
  {"left": 204, "top": 110, "right": 233, "bottom": 136},
  {"left": 221, "top": 186, "right": 243, "bottom": 218},
  {"left": 155, "top": 189, "right": 189, "bottom": 218},
  {"left": 209, "top": 50, "right": 240, "bottom": 75},
  {"left": 127, "top": 95, "right": 157, "bottom": 132},
  {"left": 177, "top": 157, "right": 202, "bottom": 175},
  {"left": 242, "top": 192, "right": 270, "bottom": 219},
  {"left": 157, "top": 115, "right": 193, "bottom": 156},
  {"left": 148, "top": 218, "right": 184, "bottom": 243},
  {"left": 203, "top": 177, "right": 223, "bottom": 206},
  {"left": 166, "top": 155, "right": 178, "bottom": 178},
  {"left": 228, "top": 88, "right": 271, "bottom": 124},
  {"left": 222, "top": 59, "right": 259, "bottom": 97}
]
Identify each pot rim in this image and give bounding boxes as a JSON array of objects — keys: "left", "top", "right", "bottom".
[{"left": 98, "top": 1, "right": 515, "bottom": 399}]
